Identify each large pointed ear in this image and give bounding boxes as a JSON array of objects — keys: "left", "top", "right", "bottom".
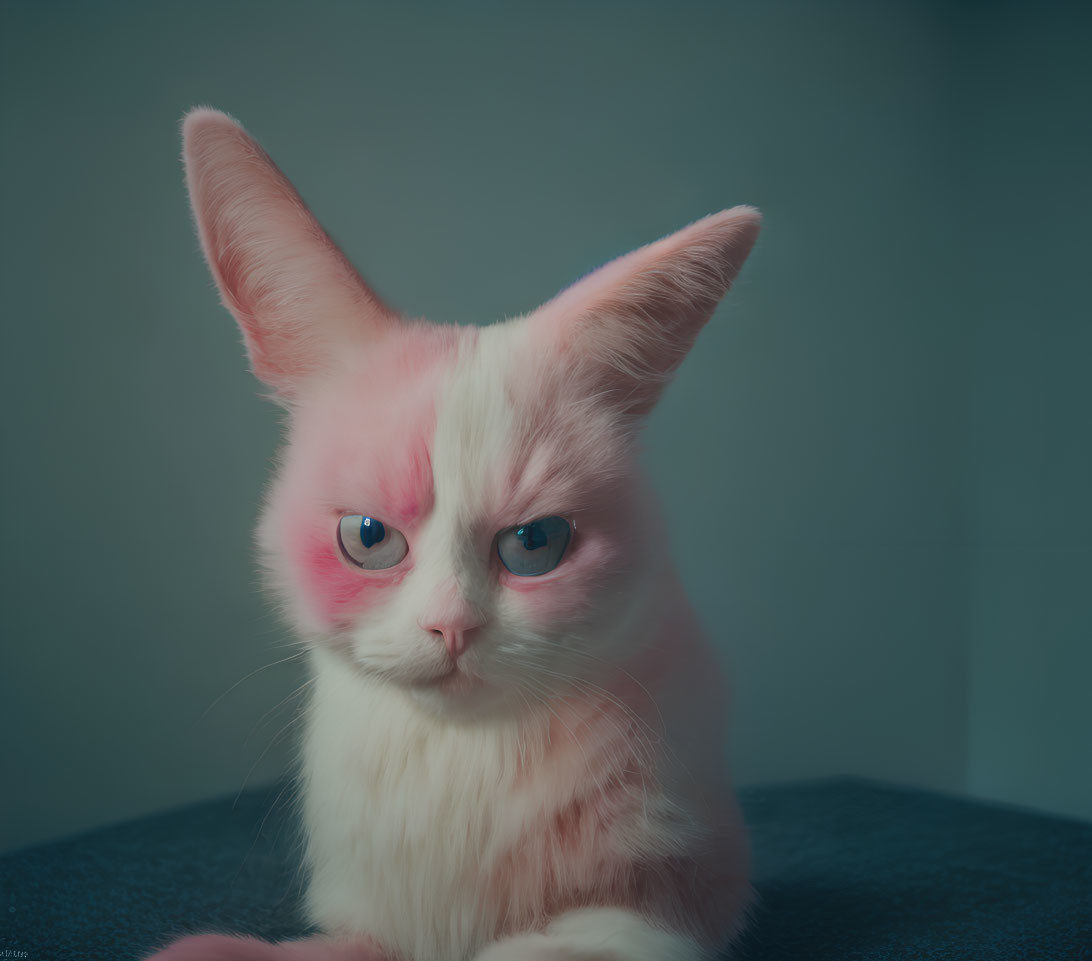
[
  {"left": 533, "top": 207, "right": 760, "bottom": 416},
  {"left": 182, "top": 108, "right": 396, "bottom": 396}
]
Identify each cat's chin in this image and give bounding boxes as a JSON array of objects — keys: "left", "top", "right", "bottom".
[
  {"left": 401, "top": 667, "right": 517, "bottom": 721},
  {"left": 417, "top": 664, "right": 483, "bottom": 695},
  {"left": 334, "top": 645, "right": 514, "bottom": 720}
]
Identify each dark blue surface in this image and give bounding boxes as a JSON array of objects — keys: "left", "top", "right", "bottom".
[{"left": 2, "top": 778, "right": 1089, "bottom": 960}]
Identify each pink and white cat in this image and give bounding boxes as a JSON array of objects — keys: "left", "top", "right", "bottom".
[{"left": 150, "top": 109, "right": 760, "bottom": 961}]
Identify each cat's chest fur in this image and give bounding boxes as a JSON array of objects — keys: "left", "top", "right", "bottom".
[{"left": 299, "top": 647, "right": 665, "bottom": 961}]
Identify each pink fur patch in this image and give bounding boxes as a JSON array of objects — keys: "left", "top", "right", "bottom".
[
  {"left": 486, "top": 689, "right": 746, "bottom": 950},
  {"left": 145, "top": 934, "right": 383, "bottom": 961},
  {"left": 265, "top": 325, "right": 472, "bottom": 629}
]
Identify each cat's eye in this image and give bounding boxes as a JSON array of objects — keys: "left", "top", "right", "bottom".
[
  {"left": 337, "top": 514, "right": 408, "bottom": 570},
  {"left": 496, "top": 515, "right": 572, "bottom": 577}
]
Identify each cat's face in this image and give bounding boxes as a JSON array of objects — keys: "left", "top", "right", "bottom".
[
  {"left": 182, "top": 109, "right": 758, "bottom": 719},
  {"left": 261, "top": 322, "right": 646, "bottom": 717}
]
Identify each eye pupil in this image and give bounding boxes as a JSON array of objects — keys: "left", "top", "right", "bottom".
[
  {"left": 498, "top": 516, "right": 572, "bottom": 576},
  {"left": 516, "top": 523, "right": 547, "bottom": 551},
  {"left": 338, "top": 514, "right": 407, "bottom": 570},
  {"left": 359, "top": 516, "right": 385, "bottom": 549}
]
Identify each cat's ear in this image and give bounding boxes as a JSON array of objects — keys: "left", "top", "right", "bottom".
[
  {"left": 534, "top": 207, "right": 760, "bottom": 416},
  {"left": 182, "top": 108, "right": 396, "bottom": 396}
]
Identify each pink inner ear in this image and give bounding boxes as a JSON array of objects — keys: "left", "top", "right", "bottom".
[
  {"left": 530, "top": 207, "right": 761, "bottom": 415},
  {"left": 182, "top": 108, "right": 395, "bottom": 394}
]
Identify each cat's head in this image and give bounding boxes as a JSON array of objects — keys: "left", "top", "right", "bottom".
[{"left": 183, "top": 109, "right": 759, "bottom": 720}]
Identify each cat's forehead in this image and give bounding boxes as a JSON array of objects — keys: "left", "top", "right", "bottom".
[
  {"left": 287, "top": 324, "right": 468, "bottom": 525},
  {"left": 289, "top": 317, "right": 626, "bottom": 528},
  {"left": 430, "top": 320, "right": 628, "bottom": 525},
  {"left": 429, "top": 322, "right": 525, "bottom": 521}
]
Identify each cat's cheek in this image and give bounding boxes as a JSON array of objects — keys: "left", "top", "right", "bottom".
[{"left": 291, "top": 530, "right": 400, "bottom": 631}]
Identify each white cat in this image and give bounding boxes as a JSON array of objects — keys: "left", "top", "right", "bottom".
[{"left": 150, "top": 108, "right": 760, "bottom": 961}]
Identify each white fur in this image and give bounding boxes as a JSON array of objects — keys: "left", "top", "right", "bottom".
[
  {"left": 299, "top": 327, "right": 704, "bottom": 960},
  {"left": 479, "top": 908, "right": 704, "bottom": 961}
]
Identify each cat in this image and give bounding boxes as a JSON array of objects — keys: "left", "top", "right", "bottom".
[{"left": 148, "top": 108, "right": 760, "bottom": 961}]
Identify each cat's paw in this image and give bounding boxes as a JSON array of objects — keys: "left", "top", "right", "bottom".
[
  {"left": 145, "top": 934, "right": 385, "bottom": 961},
  {"left": 145, "top": 935, "right": 281, "bottom": 961}
]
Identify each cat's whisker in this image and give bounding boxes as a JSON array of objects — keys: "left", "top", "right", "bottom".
[
  {"left": 504, "top": 653, "right": 667, "bottom": 770},
  {"left": 518, "top": 678, "right": 597, "bottom": 771},
  {"left": 235, "top": 701, "right": 308, "bottom": 805},
  {"left": 510, "top": 687, "right": 538, "bottom": 770},
  {"left": 197, "top": 649, "right": 308, "bottom": 724},
  {"left": 546, "top": 664, "right": 701, "bottom": 787},
  {"left": 243, "top": 675, "right": 317, "bottom": 750},
  {"left": 232, "top": 772, "right": 299, "bottom": 888}
]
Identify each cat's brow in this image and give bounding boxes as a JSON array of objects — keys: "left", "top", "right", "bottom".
[
  {"left": 374, "top": 434, "right": 435, "bottom": 529},
  {"left": 488, "top": 461, "right": 589, "bottom": 531}
]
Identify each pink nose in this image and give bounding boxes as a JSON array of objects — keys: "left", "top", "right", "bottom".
[
  {"left": 427, "top": 626, "right": 474, "bottom": 659},
  {"left": 418, "top": 580, "right": 485, "bottom": 659},
  {"left": 419, "top": 611, "right": 485, "bottom": 659}
]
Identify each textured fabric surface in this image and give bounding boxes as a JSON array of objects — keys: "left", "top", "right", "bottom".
[{"left": 1, "top": 778, "right": 1089, "bottom": 960}]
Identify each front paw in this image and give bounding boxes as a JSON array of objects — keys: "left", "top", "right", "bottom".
[
  {"left": 145, "top": 934, "right": 385, "bottom": 961},
  {"left": 476, "top": 935, "right": 595, "bottom": 961},
  {"left": 145, "top": 934, "right": 283, "bottom": 961}
]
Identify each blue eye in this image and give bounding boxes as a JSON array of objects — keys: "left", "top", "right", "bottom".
[
  {"left": 337, "top": 514, "right": 408, "bottom": 570},
  {"left": 497, "top": 516, "right": 572, "bottom": 576}
]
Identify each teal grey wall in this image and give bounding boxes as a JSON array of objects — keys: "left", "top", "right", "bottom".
[
  {"left": 959, "top": 7, "right": 1092, "bottom": 822},
  {"left": 1, "top": 2, "right": 1088, "bottom": 854}
]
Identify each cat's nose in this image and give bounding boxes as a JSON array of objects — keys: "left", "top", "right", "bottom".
[
  {"left": 418, "top": 579, "right": 486, "bottom": 659},
  {"left": 418, "top": 606, "right": 485, "bottom": 659},
  {"left": 424, "top": 624, "right": 479, "bottom": 659}
]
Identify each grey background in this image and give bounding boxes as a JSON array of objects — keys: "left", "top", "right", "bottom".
[{"left": 1, "top": 1, "right": 1089, "bottom": 854}]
